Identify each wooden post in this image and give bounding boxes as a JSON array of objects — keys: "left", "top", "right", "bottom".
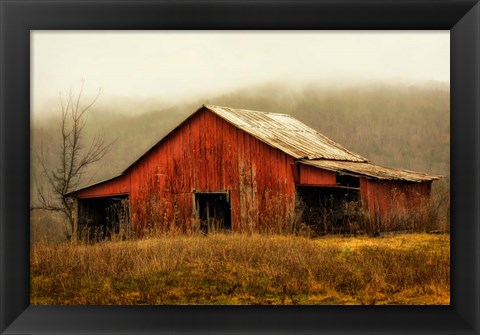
[
  {"left": 206, "top": 198, "right": 210, "bottom": 231},
  {"left": 71, "top": 197, "right": 78, "bottom": 242}
]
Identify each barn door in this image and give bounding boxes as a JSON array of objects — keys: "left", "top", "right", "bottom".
[
  {"left": 296, "top": 186, "right": 360, "bottom": 234},
  {"left": 195, "top": 192, "right": 231, "bottom": 234}
]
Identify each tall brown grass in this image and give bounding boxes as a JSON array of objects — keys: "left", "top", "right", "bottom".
[{"left": 31, "top": 233, "right": 449, "bottom": 305}]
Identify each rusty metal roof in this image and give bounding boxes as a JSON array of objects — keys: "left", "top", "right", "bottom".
[
  {"left": 204, "top": 105, "right": 367, "bottom": 162},
  {"left": 300, "top": 159, "right": 442, "bottom": 182}
]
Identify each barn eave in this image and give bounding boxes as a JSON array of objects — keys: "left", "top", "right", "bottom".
[
  {"left": 300, "top": 159, "right": 443, "bottom": 183},
  {"left": 64, "top": 173, "right": 125, "bottom": 198}
]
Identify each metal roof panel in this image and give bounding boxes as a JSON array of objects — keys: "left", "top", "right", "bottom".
[
  {"left": 300, "top": 159, "right": 442, "bottom": 182},
  {"left": 205, "top": 105, "right": 367, "bottom": 162}
]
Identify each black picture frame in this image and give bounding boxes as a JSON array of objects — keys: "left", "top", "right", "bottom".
[{"left": 1, "top": 1, "right": 479, "bottom": 334}]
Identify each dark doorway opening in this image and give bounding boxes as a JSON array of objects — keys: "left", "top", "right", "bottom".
[
  {"left": 336, "top": 174, "right": 360, "bottom": 188},
  {"left": 195, "top": 192, "right": 231, "bottom": 234},
  {"left": 78, "top": 195, "right": 131, "bottom": 242},
  {"left": 296, "top": 186, "right": 361, "bottom": 235}
]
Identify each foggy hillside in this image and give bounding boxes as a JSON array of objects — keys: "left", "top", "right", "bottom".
[{"left": 30, "top": 80, "right": 450, "bottom": 205}]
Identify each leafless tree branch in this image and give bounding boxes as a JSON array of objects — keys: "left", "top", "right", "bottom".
[{"left": 32, "top": 83, "right": 114, "bottom": 240}]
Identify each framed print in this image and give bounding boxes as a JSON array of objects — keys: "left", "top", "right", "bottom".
[{"left": 1, "top": 0, "right": 479, "bottom": 334}]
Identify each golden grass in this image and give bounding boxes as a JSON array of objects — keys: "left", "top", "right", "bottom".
[{"left": 30, "top": 233, "right": 450, "bottom": 305}]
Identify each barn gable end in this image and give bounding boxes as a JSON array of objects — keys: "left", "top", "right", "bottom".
[{"left": 126, "top": 107, "right": 296, "bottom": 234}]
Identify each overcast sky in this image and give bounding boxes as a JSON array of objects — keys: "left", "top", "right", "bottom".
[{"left": 31, "top": 31, "right": 449, "bottom": 116}]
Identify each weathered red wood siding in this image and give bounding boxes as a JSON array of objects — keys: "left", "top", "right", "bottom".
[
  {"left": 299, "top": 164, "right": 336, "bottom": 186},
  {"left": 360, "top": 178, "right": 432, "bottom": 218},
  {"left": 126, "top": 107, "right": 296, "bottom": 234},
  {"left": 76, "top": 174, "right": 131, "bottom": 199}
]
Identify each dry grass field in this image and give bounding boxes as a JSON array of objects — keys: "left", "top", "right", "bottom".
[{"left": 30, "top": 232, "right": 449, "bottom": 305}]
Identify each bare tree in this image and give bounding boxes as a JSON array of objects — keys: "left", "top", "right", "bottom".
[{"left": 33, "top": 82, "right": 114, "bottom": 240}]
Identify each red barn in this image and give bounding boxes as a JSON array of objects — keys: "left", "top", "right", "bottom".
[{"left": 66, "top": 104, "right": 441, "bottom": 240}]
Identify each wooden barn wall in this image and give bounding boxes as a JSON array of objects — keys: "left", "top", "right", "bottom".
[
  {"left": 128, "top": 108, "right": 296, "bottom": 234},
  {"left": 76, "top": 174, "right": 131, "bottom": 199},
  {"left": 360, "top": 178, "right": 432, "bottom": 218},
  {"left": 298, "top": 164, "right": 336, "bottom": 186}
]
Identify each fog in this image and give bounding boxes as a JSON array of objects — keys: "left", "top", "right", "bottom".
[
  {"left": 30, "top": 31, "right": 450, "bottom": 243},
  {"left": 31, "top": 31, "right": 449, "bottom": 118}
]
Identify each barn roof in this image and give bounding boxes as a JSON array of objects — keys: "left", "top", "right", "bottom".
[
  {"left": 204, "top": 105, "right": 367, "bottom": 162},
  {"left": 300, "top": 159, "right": 441, "bottom": 182}
]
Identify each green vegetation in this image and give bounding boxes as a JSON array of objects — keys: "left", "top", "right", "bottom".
[{"left": 31, "top": 233, "right": 450, "bottom": 305}]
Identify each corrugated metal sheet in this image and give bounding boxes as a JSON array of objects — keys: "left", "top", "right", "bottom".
[
  {"left": 300, "top": 159, "right": 442, "bottom": 182},
  {"left": 204, "top": 105, "right": 367, "bottom": 162}
]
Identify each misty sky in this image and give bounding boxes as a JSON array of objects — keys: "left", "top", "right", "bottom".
[{"left": 31, "top": 31, "right": 449, "bottom": 116}]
